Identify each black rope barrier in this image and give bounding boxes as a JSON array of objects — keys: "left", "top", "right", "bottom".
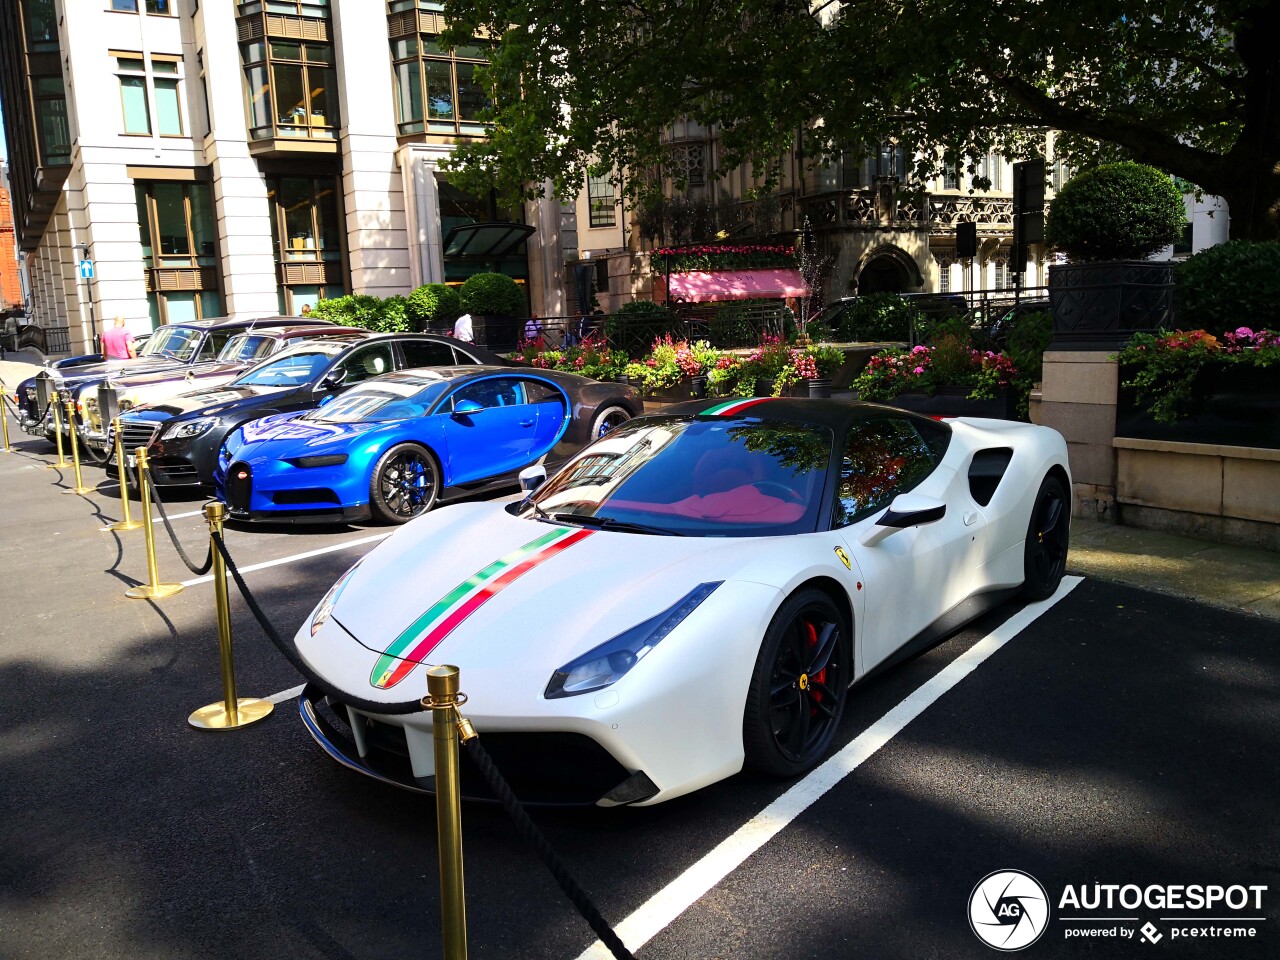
[
  {"left": 146, "top": 476, "right": 213, "bottom": 576},
  {"left": 204, "top": 529, "right": 637, "bottom": 958},
  {"left": 209, "top": 532, "right": 425, "bottom": 715},
  {"left": 463, "top": 737, "right": 637, "bottom": 960}
]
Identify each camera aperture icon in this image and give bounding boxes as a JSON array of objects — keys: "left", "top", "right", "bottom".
[{"left": 969, "top": 869, "right": 1050, "bottom": 951}]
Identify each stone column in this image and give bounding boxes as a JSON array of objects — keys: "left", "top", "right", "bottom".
[
  {"left": 1037, "top": 351, "right": 1119, "bottom": 520},
  {"left": 331, "top": 0, "right": 410, "bottom": 298}
]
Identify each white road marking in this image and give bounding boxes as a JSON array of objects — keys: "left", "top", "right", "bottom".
[
  {"left": 267, "top": 684, "right": 306, "bottom": 704},
  {"left": 100, "top": 508, "right": 204, "bottom": 530},
  {"left": 179, "top": 532, "right": 391, "bottom": 586},
  {"left": 573, "top": 576, "right": 1084, "bottom": 960}
]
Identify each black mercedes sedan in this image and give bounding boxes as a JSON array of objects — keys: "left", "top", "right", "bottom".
[{"left": 109, "top": 333, "right": 509, "bottom": 489}]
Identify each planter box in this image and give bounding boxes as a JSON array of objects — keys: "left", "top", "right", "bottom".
[
  {"left": 471, "top": 315, "right": 519, "bottom": 353},
  {"left": 883, "top": 385, "right": 1017, "bottom": 420},
  {"left": 753, "top": 377, "right": 809, "bottom": 398},
  {"left": 1116, "top": 363, "right": 1280, "bottom": 450},
  {"left": 646, "top": 377, "right": 707, "bottom": 402},
  {"left": 1048, "top": 260, "right": 1175, "bottom": 351}
]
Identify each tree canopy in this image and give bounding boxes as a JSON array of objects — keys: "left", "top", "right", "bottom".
[{"left": 440, "top": 0, "right": 1280, "bottom": 239}]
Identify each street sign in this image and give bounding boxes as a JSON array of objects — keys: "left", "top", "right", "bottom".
[{"left": 78, "top": 259, "right": 94, "bottom": 280}]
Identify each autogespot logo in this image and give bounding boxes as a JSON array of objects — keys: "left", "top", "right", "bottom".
[{"left": 969, "top": 870, "right": 1051, "bottom": 951}]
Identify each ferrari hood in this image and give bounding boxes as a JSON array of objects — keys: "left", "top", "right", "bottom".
[{"left": 296, "top": 503, "right": 783, "bottom": 702}]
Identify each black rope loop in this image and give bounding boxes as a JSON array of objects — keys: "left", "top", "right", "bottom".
[
  {"left": 209, "top": 532, "right": 424, "bottom": 715},
  {"left": 463, "top": 737, "right": 637, "bottom": 960},
  {"left": 145, "top": 473, "right": 212, "bottom": 576}
]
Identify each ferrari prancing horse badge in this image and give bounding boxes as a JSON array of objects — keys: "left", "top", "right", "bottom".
[{"left": 834, "top": 546, "right": 851, "bottom": 570}]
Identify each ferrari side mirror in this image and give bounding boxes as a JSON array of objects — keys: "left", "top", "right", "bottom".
[
  {"left": 518, "top": 464, "right": 546, "bottom": 493},
  {"left": 859, "top": 493, "right": 947, "bottom": 547}
]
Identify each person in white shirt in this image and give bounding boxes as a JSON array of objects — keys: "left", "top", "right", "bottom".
[{"left": 453, "top": 313, "right": 474, "bottom": 342}]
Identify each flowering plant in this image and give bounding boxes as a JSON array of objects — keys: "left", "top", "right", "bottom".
[
  {"left": 1114, "top": 326, "right": 1280, "bottom": 423},
  {"left": 625, "top": 337, "right": 721, "bottom": 391},
  {"left": 515, "top": 336, "right": 629, "bottom": 381},
  {"left": 652, "top": 243, "right": 798, "bottom": 273},
  {"left": 853, "top": 343, "right": 1018, "bottom": 402},
  {"left": 771, "top": 345, "right": 847, "bottom": 396}
]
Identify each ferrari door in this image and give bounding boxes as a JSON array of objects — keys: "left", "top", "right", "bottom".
[
  {"left": 435, "top": 376, "right": 541, "bottom": 484},
  {"left": 831, "top": 415, "right": 984, "bottom": 674}
]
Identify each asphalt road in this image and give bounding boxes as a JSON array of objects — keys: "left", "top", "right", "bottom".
[{"left": 1, "top": 429, "right": 1276, "bottom": 960}]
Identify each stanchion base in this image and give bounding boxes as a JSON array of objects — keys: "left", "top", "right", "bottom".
[
  {"left": 189, "top": 698, "right": 274, "bottom": 730},
  {"left": 63, "top": 485, "right": 96, "bottom": 495},
  {"left": 108, "top": 519, "right": 144, "bottom": 532},
  {"left": 126, "top": 582, "right": 185, "bottom": 600}
]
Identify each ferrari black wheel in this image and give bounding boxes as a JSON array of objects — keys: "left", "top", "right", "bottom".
[
  {"left": 744, "top": 589, "right": 850, "bottom": 777},
  {"left": 1021, "top": 474, "right": 1070, "bottom": 600},
  {"left": 590, "top": 405, "right": 631, "bottom": 439},
  {"left": 369, "top": 443, "right": 439, "bottom": 525}
]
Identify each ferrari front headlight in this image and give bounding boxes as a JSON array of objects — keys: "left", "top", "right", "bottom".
[
  {"left": 544, "top": 581, "right": 723, "bottom": 699},
  {"left": 310, "top": 560, "right": 363, "bottom": 636}
]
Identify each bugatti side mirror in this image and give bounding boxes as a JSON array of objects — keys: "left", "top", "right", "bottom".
[
  {"left": 859, "top": 492, "right": 947, "bottom": 547},
  {"left": 518, "top": 464, "right": 547, "bottom": 493},
  {"left": 453, "top": 399, "right": 484, "bottom": 416}
]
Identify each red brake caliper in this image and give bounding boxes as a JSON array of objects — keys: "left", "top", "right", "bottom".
[{"left": 805, "top": 619, "right": 825, "bottom": 707}]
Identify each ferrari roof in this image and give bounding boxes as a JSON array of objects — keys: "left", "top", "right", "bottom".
[{"left": 649, "top": 396, "right": 951, "bottom": 431}]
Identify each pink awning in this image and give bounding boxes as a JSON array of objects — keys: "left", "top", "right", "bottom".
[{"left": 654, "top": 268, "right": 810, "bottom": 303}]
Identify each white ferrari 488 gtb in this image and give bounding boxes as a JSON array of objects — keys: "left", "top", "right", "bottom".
[{"left": 297, "top": 397, "right": 1070, "bottom": 806}]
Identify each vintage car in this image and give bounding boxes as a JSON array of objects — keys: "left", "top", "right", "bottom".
[
  {"left": 109, "top": 334, "right": 511, "bottom": 490},
  {"left": 215, "top": 367, "right": 642, "bottom": 523},
  {"left": 78, "top": 325, "right": 357, "bottom": 461},
  {"left": 15, "top": 316, "right": 329, "bottom": 457},
  {"left": 297, "top": 398, "right": 1071, "bottom": 805}
]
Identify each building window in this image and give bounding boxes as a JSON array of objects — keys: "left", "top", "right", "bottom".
[
  {"left": 116, "top": 56, "right": 185, "bottom": 137},
  {"left": 387, "top": 0, "right": 444, "bottom": 11},
  {"left": 135, "top": 180, "right": 223, "bottom": 326},
  {"left": 1050, "top": 158, "right": 1071, "bottom": 192},
  {"left": 587, "top": 175, "right": 616, "bottom": 228},
  {"left": 392, "top": 35, "right": 490, "bottom": 136},
  {"left": 110, "top": 1, "right": 174, "bottom": 13},
  {"left": 943, "top": 164, "right": 961, "bottom": 190},
  {"left": 980, "top": 154, "right": 1005, "bottom": 191},
  {"left": 939, "top": 264, "right": 951, "bottom": 292},
  {"left": 840, "top": 149, "right": 862, "bottom": 189},
  {"left": 871, "top": 143, "right": 906, "bottom": 181},
  {"left": 238, "top": 0, "right": 330, "bottom": 14},
  {"left": 241, "top": 41, "right": 336, "bottom": 140},
  {"left": 34, "top": 77, "right": 71, "bottom": 163},
  {"left": 266, "top": 176, "right": 346, "bottom": 314},
  {"left": 25, "top": 0, "right": 59, "bottom": 52}
]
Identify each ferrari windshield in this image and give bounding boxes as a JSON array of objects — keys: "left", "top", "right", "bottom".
[
  {"left": 139, "top": 325, "right": 203, "bottom": 360},
  {"left": 305, "top": 376, "right": 449, "bottom": 423},
  {"left": 233, "top": 344, "right": 346, "bottom": 387},
  {"left": 522, "top": 416, "right": 834, "bottom": 537}
]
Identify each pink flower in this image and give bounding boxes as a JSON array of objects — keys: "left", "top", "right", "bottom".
[
  {"left": 1235, "top": 327, "right": 1255, "bottom": 339},
  {"left": 913, "top": 366, "right": 925, "bottom": 375}
]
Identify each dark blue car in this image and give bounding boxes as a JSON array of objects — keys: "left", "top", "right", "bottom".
[{"left": 215, "top": 366, "right": 641, "bottom": 523}]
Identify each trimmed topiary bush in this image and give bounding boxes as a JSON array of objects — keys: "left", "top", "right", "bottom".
[
  {"left": 459, "top": 272, "right": 525, "bottom": 317},
  {"left": 1177, "top": 241, "right": 1280, "bottom": 336},
  {"left": 406, "top": 283, "right": 462, "bottom": 331},
  {"left": 310, "top": 294, "right": 382, "bottom": 328},
  {"left": 375, "top": 295, "right": 411, "bottom": 333},
  {"left": 1045, "top": 162, "right": 1185, "bottom": 262}
]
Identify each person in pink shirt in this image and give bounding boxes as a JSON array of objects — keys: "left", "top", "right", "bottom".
[{"left": 101, "top": 316, "right": 136, "bottom": 360}]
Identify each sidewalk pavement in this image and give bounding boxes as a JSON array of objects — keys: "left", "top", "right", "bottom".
[{"left": 2, "top": 363, "right": 1277, "bottom": 621}]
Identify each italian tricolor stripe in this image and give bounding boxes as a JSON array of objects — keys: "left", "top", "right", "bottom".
[
  {"left": 369, "top": 527, "right": 594, "bottom": 689},
  {"left": 701, "top": 397, "right": 774, "bottom": 417}
]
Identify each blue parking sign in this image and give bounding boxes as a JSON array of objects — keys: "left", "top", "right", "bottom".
[{"left": 79, "top": 259, "right": 94, "bottom": 280}]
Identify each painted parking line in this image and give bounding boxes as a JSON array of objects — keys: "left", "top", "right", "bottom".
[
  {"left": 99, "top": 508, "right": 204, "bottom": 530},
  {"left": 573, "top": 576, "right": 1084, "bottom": 960},
  {"left": 179, "top": 532, "right": 392, "bottom": 586}
]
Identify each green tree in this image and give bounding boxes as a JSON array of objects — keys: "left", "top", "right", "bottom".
[{"left": 441, "top": 0, "right": 1280, "bottom": 240}]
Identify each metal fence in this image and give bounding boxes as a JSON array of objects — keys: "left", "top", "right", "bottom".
[{"left": 14, "top": 324, "right": 73, "bottom": 355}]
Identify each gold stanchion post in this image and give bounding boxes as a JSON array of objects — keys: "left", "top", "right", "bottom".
[
  {"left": 107, "top": 418, "right": 142, "bottom": 531},
  {"left": 125, "top": 446, "right": 184, "bottom": 600},
  {"left": 45, "top": 393, "right": 68, "bottom": 468},
  {"left": 62, "top": 396, "right": 94, "bottom": 495},
  {"left": 188, "top": 501, "right": 273, "bottom": 730},
  {"left": 426, "top": 665, "right": 469, "bottom": 960},
  {"left": 0, "top": 386, "right": 12, "bottom": 453}
]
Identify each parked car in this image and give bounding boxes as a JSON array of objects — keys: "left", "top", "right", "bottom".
[
  {"left": 79, "top": 325, "right": 360, "bottom": 461},
  {"left": 109, "top": 334, "right": 510, "bottom": 490},
  {"left": 215, "top": 366, "right": 643, "bottom": 524},
  {"left": 15, "top": 316, "right": 330, "bottom": 452},
  {"left": 296, "top": 397, "right": 1071, "bottom": 804}
]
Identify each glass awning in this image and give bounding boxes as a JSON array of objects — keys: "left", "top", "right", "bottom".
[{"left": 443, "top": 222, "right": 536, "bottom": 258}]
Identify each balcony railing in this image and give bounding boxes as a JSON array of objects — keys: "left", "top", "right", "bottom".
[{"left": 800, "top": 188, "right": 1014, "bottom": 233}]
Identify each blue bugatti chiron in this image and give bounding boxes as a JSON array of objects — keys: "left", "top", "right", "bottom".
[{"left": 214, "top": 366, "right": 642, "bottom": 523}]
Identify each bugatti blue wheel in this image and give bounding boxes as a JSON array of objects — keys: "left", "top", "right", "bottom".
[
  {"left": 743, "top": 589, "right": 850, "bottom": 777},
  {"left": 591, "top": 405, "right": 631, "bottom": 439},
  {"left": 369, "top": 443, "right": 439, "bottom": 525}
]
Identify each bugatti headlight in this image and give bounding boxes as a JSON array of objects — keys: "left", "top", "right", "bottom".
[
  {"left": 162, "top": 417, "right": 215, "bottom": 441},
  {"left": 544, "top": 581, "right": 723, "bottom": 699},
  {"left": 309, "top": 560, "right": 363, "bottom": 636}
]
